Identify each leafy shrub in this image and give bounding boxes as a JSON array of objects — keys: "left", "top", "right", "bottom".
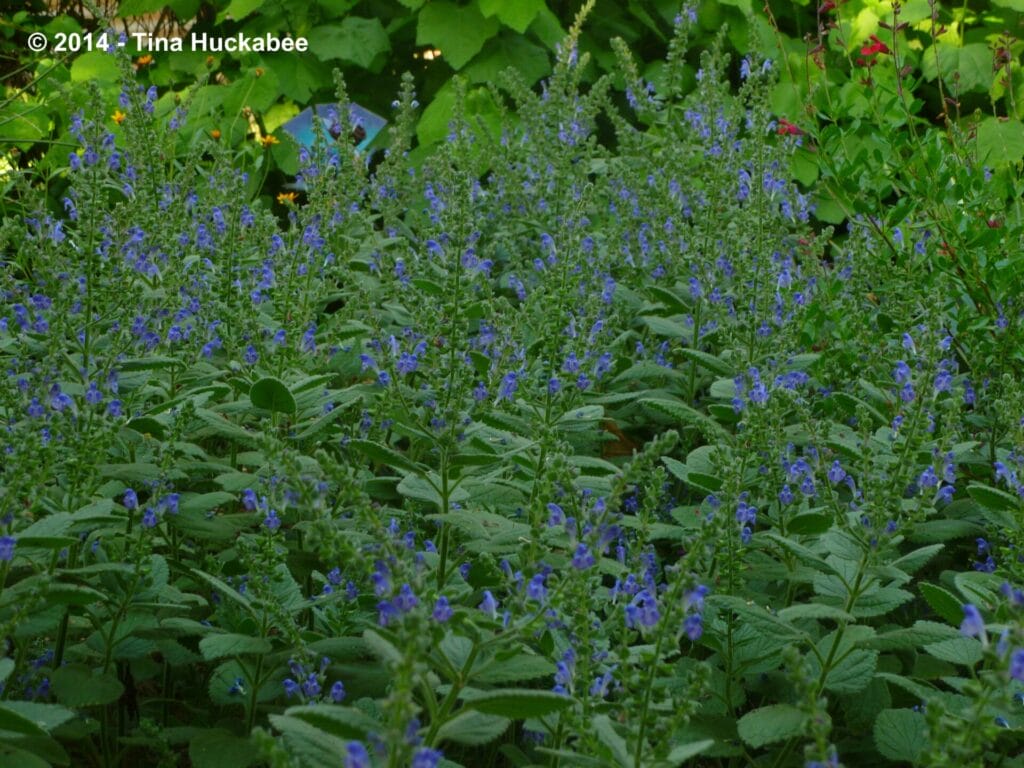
[{"left": 1, "top": 3, "right": 1024, "bottom": 768}]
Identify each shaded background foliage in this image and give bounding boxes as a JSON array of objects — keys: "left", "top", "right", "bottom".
[{"left": 6, "top": 0, "right": 1024, "bottom": 215}]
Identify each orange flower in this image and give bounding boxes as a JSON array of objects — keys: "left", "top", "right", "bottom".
[
  {"left": 210, "top": 129, "right": 221, "bottom": 140},
  {"left": 260, "top": 134, "right": 279, "bottom": 148},
  {"left": 135, "top": 54, "right": 154, "bottom": 67},
  {"left": 276, "top": 191, "right": 298, "bottom": 204},
  {"left": 112, "top": 109, "right": 126, "bottom": 125}
]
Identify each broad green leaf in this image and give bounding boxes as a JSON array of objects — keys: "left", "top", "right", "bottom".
[
  {"left": 873, "top": 709, "right": 928, "bottom": 762},
  {"left": 891, "top": 544, "right": 943, "bottom": 575},
  {"left": 678, "top": 347, "right": 734, "bottom": 376},
  {"left": 0, "top": 701, "right": 76, "bottom": 732},
  {"left": 976, "top": 117, "right": 1024, "bottom": 166},
  {"left": 199, "top": 633, "right": 272, "bottom": 661},
  {"left": 416, "top": 0, "right": 499, "bottom": 69},
  {"left": 851, "top": 587, "right": 914, "bottom": 618},
  {"left": 462, "top": 688, "right": 574, "bottom": 718},
  {"left": 283, "top": 705, "right": 378, "bottom": 741},
  {"left": 189, "top": 729, "right": 261, "bottom": 768},
  {"left": 306, "top": 17, "right": 390, "bottom": 68},
  {"left": 462, "top": 33, "right": 549, "bottom": 85},
  {"left": 777, "top": 604, "right": 854, "bottom": 623},
  {"left": 919, "top": 582, "right": 963, "bottom": 625},
  {"left": 435, "top": 710, "right": 510, "bottom": 746},
  {"left": 921, "top": 43, "right": 993, "bottom": 92},
  {"left": 965, "top": 482, "right": 1019, "bottom": 512},
  {"left": 70, "top": 50, "right": 119, "bottom": 83},
  {"left": 591, "top": 714, "right": 630, "bottom": 767},
  {"left": 362, "top": 629, "right": 403, "bottom": 665},
  {"left": 348, "top": 438, "right": 424, "bottom": 475},
  {"left": 51, "top": 664, "right": 124, "bottom": 707},
  {"left": 249, "top": 377, "right": 297, "bottom": 414},
  {"left": 737, "top": 704, "right": 805, "bottom": 748},
  {"left": 478, "top": 0, "right": 544, "bottom": 33},
  {"left": 666, "top": 739, "right": 715, "bottom": 764},
  {"left": 640, "top": 398, "right": 730, "bottom": 442},
  {"left": 269, "top": 714, "right": 350, "bottom": 768},
  {"left": 923, "top": 637, "right": 983, "bottom": 667}
]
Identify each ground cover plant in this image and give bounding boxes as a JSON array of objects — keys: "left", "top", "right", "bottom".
[{"left": 2, "top": 2, "right": 1024, "bottom": 767}]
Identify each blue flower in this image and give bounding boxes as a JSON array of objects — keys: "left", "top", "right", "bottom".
[
  {"left": 960, "top": 604, "right": 985, "bottom": 638},
  {"left": 394, "top": 583, "right": 419, "bottom": 612},
  {"left": 527, "top": 573, "right": 547, "bottom": 602},
  {"left": 343, "top": 741, "right": 370, "bottom": 768},
  {"left": 412, "top": 747, "right": 444, "bottom": 768},
  {"left": 827, "top": 460, "right": 846, "bottom": 485},
  {"left": 779, "top": 484, "right": 794, "bottom": 505},
  {"left": 683, "top": 613, "right": 703, "bottom": 640},
  {"left": 571, "top": 543, "right": 595, "bottom": 570},
  {"left": 263, "top": 510, "right": 281, "bottom": 531},
  {"left": 1010, "top": 649, "right": 1024, "bottom": 683},
  {"left": 478, "top": 590, "right": 498, "bottom": 619},
  {"left": 497, "top": 372, "right": 518, "bottom": 402},
  {"left": 123, "top": 488, "right": 139, "bottom": 510},
  {"left": 432, "top": 596, "right": 453, "bottom": 622},
  {"left": 0, "top": 536, "right": 15, "bottom": 562},
  {"left": 330, "top": 681, "right": 345, "bottom": 702},
  {"left": 283, "top": 678, "right": 300, "bottom": 698}
]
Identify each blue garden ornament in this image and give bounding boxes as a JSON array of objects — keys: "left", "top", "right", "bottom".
[{"left": 281, "top": 102, "right": 386, "bottom": 156}]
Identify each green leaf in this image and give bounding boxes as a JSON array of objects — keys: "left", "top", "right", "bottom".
[
  {"left": 283, "top": 705, "right": 378, "bottom": 741},
  {"left": 462, "top": 689, "right": 574, "bottom": 718},
  {"left": 223, "top": 0, "right": 264, "bottom": 19},
  {"left": 678, "top": 347, "right": 735, "bottom": 376},
  {"left": 269, "top": 714, "right": 350, "bottom": 768},
  {"left": 923, "top": 637, "right": 983, "bottom": 666},
  {"left": 417, "top": 0, "right": 500, "bottom": 70},
  {"left": 348, "top": 438, "right": 424, "bottom": 475},
  {"left": 0, "top": 701, "right": 76, "bottom": 732},
  {"left": 70, "top": 50, "right": 119, "bottom": 83},
  {"left": 640, "top": 398, "right": 730, "bottom": 442},
  {"left": 777, "top": 604, "right": 854, "bottom": 623},
  {"left": 435, "top": 710, "right": 510, "bottom": 746},
  {"left": 249, "top": 377, "right": 297, "bottom": 415},
  {"left": 0, "top": 704, "right": 49, "bottom": 737},
  {"left": 822, "top": 648, "right": 878, "bottom": 694},
  {"left": 919, "top": 582, "right": 963, "bottom": 625},
  {"left": 306, "top": 17, "right": 391, "bottom": 68},
  {"left": 362, "top": 629, "right": 403, "bottom": 665},
  {"left": 965, "top": 482, "right": 1019, "bottom": 512},
  {"left": 0, "top": 657, "right": 13, "bottom": 683},
  {"left": 463, "top": 32, "right": 549, "bottom": 85},
  {"left": 51, "top": 664, "right": 124, "bottom": 707},
  {"left": 920, "top": 43, "right": 993, "bottom": 92},
  {"left": 199, "top": 633, "right": 272, "bottom": 661},
  {"left": 977, "top": 117, "right": 1024, "bottom": 166},
  {"left": 851, "top": 587, "right": 914, "bottom": 618},
  {"left": 591, "top": 714, "right": 630, "bottom": 767},
  {"left": 478, "top": 0, "right": 544, "bottom": 33},
  {"left": 891, "top": 544, "right": 944, "bottom": 575},
  {"left": 666, "top": 739, "right": 715, "bottom": 764},
  {"left": 873, "top": 709, "right": 928, "bottom": 762},
  {"left": 737, "top": 704, "right": 805, "bottom": 748},
  {"left": 189, "top": 729, "right": 261, "bottom": 768}
]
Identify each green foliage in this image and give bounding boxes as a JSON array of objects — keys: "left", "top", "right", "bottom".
[{"left": 2, "top": 2, "right": 1024, "bottom": 767}]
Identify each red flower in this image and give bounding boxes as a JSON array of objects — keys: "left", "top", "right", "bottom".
[
  {"left": 860, "top": 35, "right": 890, "bottom": 56},
  {"left": 776, "top": 118, "right": 804, "bottom": 136}
]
